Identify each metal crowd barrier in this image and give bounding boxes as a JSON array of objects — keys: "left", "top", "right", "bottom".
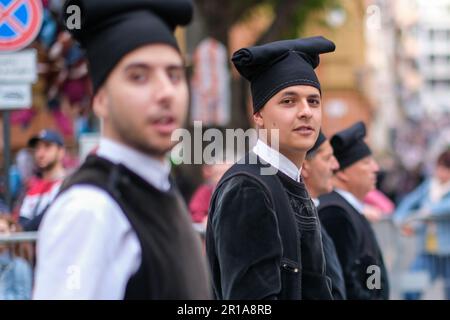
[
  {"left": 1, "top": 220, "right": 449, "bottom": 300},
  {"left": 372, "top": 216, "right": 450, "bottom": 300},
  {"left": 0, "top": 232, "right": 38, "bottom": 244}
]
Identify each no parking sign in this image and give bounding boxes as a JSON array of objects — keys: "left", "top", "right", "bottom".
[{"left": 0, "top": 0, "right": 43, "bottom": 52}]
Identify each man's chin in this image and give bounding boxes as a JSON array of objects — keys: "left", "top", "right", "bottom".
[
  {"left": 37, "top": 165, "right": 50, "bottom": 172},
  {"left": 134, "top": 141, "right": 174, "bottom": 159}
]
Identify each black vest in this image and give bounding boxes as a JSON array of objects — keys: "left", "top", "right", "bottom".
[{"left": 58, "top": 155, "right": 211, "bottom": 299}]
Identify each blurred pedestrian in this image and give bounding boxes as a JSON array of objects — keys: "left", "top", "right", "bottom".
[
  {"left": 394, "top": 148, "right": 450, "bottom": 300},
  {"left": 19, "top": 129, "right": 66, "bottom": 231},
  {"left": 33, "top": 0, "right": 210, "bottom": 299},
  {"left": 0, "top": 214, "right": 33, "bottom": 300},
  {"left": 189, "top": 161, "right": 231, "bottom": 225}
]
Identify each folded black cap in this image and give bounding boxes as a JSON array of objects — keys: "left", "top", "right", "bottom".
[
  {"left": 232, "top": 36, "right": 335, "bottom": 113},
  {"left": 330, "top": 121, "right": 372, "bottom": 170},
  {"left": 63, "top": 0, "right": 193, "bottom": 93}
]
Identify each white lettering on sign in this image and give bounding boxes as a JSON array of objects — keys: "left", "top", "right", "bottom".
[{"left": 0, "top": 49, "right": 37, "bottom": 83}]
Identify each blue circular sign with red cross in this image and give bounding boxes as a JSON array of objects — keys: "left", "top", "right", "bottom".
[{"left": 0, "top": 0, "right": 43, "bottom": 52}]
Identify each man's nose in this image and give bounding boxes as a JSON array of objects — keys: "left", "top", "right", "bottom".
[
  {"left": 372, "top": 159, "right": 380, "bottom": 172},
  {"left": 296, "top": 100, "right": 313, "bottom": 119},
  {"left": 331, "top": 155, "right": 340, "bottom": 171},
  {"left": 154, "top": 72, "right": 176, "bottom": 103}
]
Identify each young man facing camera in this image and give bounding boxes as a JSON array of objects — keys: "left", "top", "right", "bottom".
[{"left": 206, "top": 37, "right": 336, "bottom": 299}]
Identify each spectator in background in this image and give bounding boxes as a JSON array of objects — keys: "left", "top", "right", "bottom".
[
  {"left": 189, "top": 161, "right": 231, "bottom": 226},
  {"left": 19, "top": 129, "right": 66, "bottom": 231},
  {"left": 0, "top": 214, "right": 33, "bottom": 300},
  {"left": 394, "top": 148, "right": 450, "bottom": 300},
  {"left": 363, "top": 189, "right": 395, "bottom": 222}
]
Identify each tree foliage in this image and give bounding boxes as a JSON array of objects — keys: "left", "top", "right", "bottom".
[{"left": 195, "top": 0, "right": 336, "bottom": 45}]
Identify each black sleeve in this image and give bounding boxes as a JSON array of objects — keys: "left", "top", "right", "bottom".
[
  {"left": 319, "top": 206, "right": 374, "bottom": 300},
  {"left": 209, "top": 176, "right": 282, "bottom": 300}
]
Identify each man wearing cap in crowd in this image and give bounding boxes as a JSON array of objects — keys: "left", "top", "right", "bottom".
[
  {"left": 318, "top": 121, "right": 389, "bottom": 299},
  {"left": 206, "top": 36, "right": 336, "bottom": 299},
  {"left": 302, "top": 131, "right": 346, "bottom": 299},
  {"left": 19, "top": 129, "right": 66, "bottom": 232},
  {"left": 33, "top": 0, "right": 211, "bottom": 299}
]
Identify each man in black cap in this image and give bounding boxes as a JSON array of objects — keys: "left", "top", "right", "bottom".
[
  {"left": 302, "top": 131, "right": 346, "bottom": 299},
  {"left": 318, "top": 121, "right": 389, "bottom": 299},
  {"left": 33, "top": 0, "right": 210, "bottom": 299},
  {"left": 206, "top": 36, "right": 336, "bottom": 299},
  {"left": 19, "top": 129, "right": 66, "bottom": 231}
]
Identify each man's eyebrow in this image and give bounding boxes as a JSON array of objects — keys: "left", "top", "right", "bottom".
[
  {"left": 124, "top": 63, "right": 185, "bottom": 72},
  {"left": 279, "top": 92, "right": 321, "bottom": 99},
  {"left": 166, "top": 64, "right": 185, "bottom": 71},
  {"left": 124, "top": 63, "right": 151, "bottom": 72},
  {"left": 280, "top": 91, "right": 300, "bottom": 97}
]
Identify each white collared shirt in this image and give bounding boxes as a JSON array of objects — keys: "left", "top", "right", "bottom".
[
  {"left": 312, "top": 198, "right": 320, "bottom": 208},
  {"left": 335, "top": 188, "right": 365, "bottom": 214},
  {"left": 252, "top": 139, "right": 302, "bottom": 182},
  {"left": 33, "top": 138, "right": 171, "bottom": 300},
  {"left": 97, "top": 137, "right": 171, "bottom": 191}
]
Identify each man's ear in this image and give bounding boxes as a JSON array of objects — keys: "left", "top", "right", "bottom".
[
  {"left": 92, "top": 87, "right": 108, "bottom": 119},
  {"left": 302, "top": 160, "right": 311, "bottom": 179},
  {"left": 335, "top": 169, "right": 348, "bottom": 183},
  {"left": 253, "top": 110, "right": 264, "bottom": 128}
]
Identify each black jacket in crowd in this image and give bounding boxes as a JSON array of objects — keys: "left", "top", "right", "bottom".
[{"left": 318, "top": 191, "right": 390, "bottom": 300}]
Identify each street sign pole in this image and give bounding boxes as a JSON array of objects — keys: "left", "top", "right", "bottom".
[
  {"left": 0, "top": 50, "right": 36, "bottom": 211},
  {"left": 2, "top": 110, "right": 11, "bottom": 209},
  {"left": 0, "top": 0, "right": 43, "bottom": 211}
]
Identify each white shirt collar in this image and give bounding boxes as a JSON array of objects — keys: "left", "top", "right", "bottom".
[
  {"left": 252, "top": 139, "right": 302, "bottom": 182},
  {"left": 97, "top": 138, "right": 171, "bottom": 192},
  {"left": 312, "top": 198, "right": 320, "bottom": 207},
  {"left": 335, "top": 188, "right": 365, "bottom": 214}
]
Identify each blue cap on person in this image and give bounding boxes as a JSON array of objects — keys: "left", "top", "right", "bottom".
[{"left": 28, "top": 129, "right": 64, "bottom": 148}]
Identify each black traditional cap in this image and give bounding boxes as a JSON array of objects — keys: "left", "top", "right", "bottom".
[
  {"left": 330, "top": 121, "right": 372, "bottom": 170},
  {"left": 231, "top": 36, "right": 335, "bottom": 113},
  {"left": 63, "top": 0, "right": 193, "bottom": 93},
  {"left": 306, "top": 130, "right": 327, "bottom": 157}
]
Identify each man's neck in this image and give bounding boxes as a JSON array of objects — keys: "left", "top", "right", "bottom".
[
  {"left": 279, "top": 147, "right": 305, "bottom": 170},
  {"left": 42, "top": 166, "right": 65, "bottom": 180},
  {"left": 253, "top": 139, "right": 303, "bottom": 182},
  {"left": 102, "top": 133, "right": 166, "bottom": 164},
  {"left": 334, "top": 182, "right": 364, "bottom": 202},
  {"left": 260, "top": 137, "right": 305, "bottom": 169},
  {"left": 303, "top": 179, "right": 317, "bottom": 198}
]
